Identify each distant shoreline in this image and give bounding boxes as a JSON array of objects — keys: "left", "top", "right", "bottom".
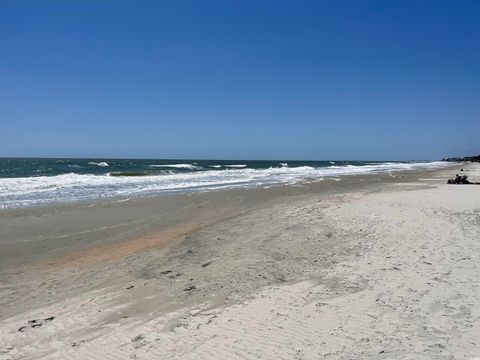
[{"left": 442, "top": 154, "right": 480, "bottom": 162}]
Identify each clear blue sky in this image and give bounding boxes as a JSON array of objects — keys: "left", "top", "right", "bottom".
[{"left": 1, "top": 0, "right": 479, "bottom": 160}]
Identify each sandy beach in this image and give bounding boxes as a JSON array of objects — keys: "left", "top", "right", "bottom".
[{"left": 1, "top": 163, "right": 479, "bottom": 359}]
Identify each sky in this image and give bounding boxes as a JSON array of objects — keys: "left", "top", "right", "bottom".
[{"left": 1, "top": 0, "right": 479, "bottom": 160}]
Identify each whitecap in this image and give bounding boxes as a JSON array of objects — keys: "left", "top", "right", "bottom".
[
  {"left": 88, "top": 162, "right": 109, "bottom": 167},
  {"left": 208, "top": 164, "right": 247, "bottom": 168},
  {"left": 149, "top": 164, "right": 199, "bottom": 169}
]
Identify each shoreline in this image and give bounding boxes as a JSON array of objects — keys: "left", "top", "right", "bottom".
[
  {"left": 0, "top": 160, "right": 455, "bottom": 210},
  {"left": 1, "top": 162, "right": 479, "bottom": 359},
  {"left": 0, "top": 163, "right": 463, "bottom": 269}
]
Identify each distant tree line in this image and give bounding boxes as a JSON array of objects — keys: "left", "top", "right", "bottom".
[{"left": 442, "top": 155, "right": 480, "bottom": 162}]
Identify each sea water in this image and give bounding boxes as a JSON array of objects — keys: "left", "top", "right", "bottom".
[{"left": 0, "top": 158, "right": 452, "bottom": 209}]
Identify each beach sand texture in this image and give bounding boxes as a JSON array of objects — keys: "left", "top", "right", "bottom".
[{"left": 0, "top": 164, "right": 479, "bottom": 359}]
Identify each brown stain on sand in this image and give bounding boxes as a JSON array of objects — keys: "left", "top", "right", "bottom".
[
  {"left": 44, "top": 223, "right": 201, "bottom": 268},
  {"left": 41, "top": 206, "right": 247, "bottom": 270}
]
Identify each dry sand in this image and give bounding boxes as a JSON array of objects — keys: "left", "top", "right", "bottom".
[{"left": 0, "top": 163, "right": 479, "bottom": 359}]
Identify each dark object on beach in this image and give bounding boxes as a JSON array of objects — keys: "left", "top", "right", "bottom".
[
  {"left": 183, "top": 285, "right": 196, "bottom": 292},
  {"left": 18, "top": 316, "right": 55, "bottom": 332},
  {"left": 126, "top": 285, "right": 135, "bottom": 289},
  {"left": 168, "top": 272, "right": 182, "bottom": 279},
  {"left": 447, "top": 174, "right": 480, "bottom": 185},
  {"left": 131, "top": 335, "right": 145, "bottom": 343}
]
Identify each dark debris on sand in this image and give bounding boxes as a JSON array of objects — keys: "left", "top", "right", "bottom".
[
  {"left": 18, "top": 316, "right": 55, "bottom": 332},
  {"left": 447, "top": 174, "right": 480, "bottom": 185}
]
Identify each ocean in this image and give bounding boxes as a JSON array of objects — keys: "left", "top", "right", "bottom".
[{"left": 0, "top": 158, "right": 450, "bottom": 209}]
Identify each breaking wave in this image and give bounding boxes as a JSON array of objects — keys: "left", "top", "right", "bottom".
[
  {"left": 0, "top": 161, "right": 453, "bottom": 209},
  {"left": 88, "top": 162, "right": 109, "bottom": 167},
  {"left": 149, "top": 163, "right": 199, "bottom": 169}
]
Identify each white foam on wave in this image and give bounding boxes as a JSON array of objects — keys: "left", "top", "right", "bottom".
[
  {"left": 209, "top": 164, "right": 247, "bottom": 168},
  {"left": 149, "top": 164, "right": 198, "bottom": 169},
  {"left": 0, "top": 161, "right": 453, "bottom": 209},
  {"left": 88, "top": 162, "right": 109, "bottom": 167}
]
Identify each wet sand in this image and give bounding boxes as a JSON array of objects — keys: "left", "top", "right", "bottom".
[{"left": 1, "top": 163, "right": 479, "bottom": 359}]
